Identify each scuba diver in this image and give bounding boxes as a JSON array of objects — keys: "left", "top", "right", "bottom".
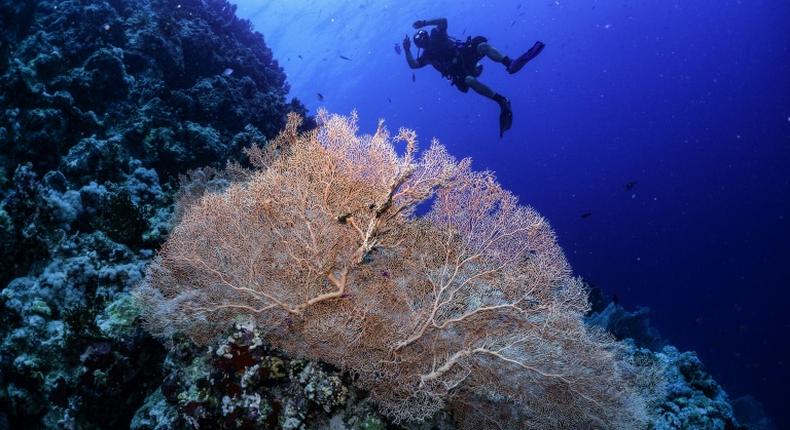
[{"left": 403, "top": 18, "right": 545, "bottom": 137}]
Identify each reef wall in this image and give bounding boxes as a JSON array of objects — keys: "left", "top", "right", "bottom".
[{"left": 0, "top": 0, "right": 304, "bottom": 427}]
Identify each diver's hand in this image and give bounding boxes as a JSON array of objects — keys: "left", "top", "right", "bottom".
[
  {"left": 412, "top": 20, "right": 425, "bottom": 29},
  {"left": 403, "top": 35, "right": 411, "bottom": 50}
]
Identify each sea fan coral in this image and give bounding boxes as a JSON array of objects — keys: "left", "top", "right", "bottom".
[{"left": 136, "top": 111, "right": 658, "bottom": 428}]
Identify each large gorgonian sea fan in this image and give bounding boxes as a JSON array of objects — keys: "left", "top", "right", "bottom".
[{"left": 136, "top": 110, "right": 660, "bottom": 429}]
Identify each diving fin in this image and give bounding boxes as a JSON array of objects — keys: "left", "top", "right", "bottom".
[
  {"left": 507, "top": 41, "right": 545, "bottom": 74},
  {"left": 494, "top": 95, "right": 513, "bottom": 138}
]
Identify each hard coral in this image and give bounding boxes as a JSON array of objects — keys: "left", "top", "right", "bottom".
[
  {"left": 132, "top": 321, "right": 384, "bottom": 430},
  {"left": 0, "top": 0, "right": 303, "bottom": 427}
]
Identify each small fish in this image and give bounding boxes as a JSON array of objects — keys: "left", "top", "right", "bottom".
[
  {"left": 387, "top": 97, "right": 392, "bottom": 103},
  {"left": 298, "top": 55, "right": 303, "bottom": 60},
  {"left": 625, "top": 180, "right": 637, "bottom": 191},
  {"left": 339, "top": 55, "right": 352, "bottom": 61},
  {"left": 412, "top": 72, "right": 416, "bottom": 82},
  {"left": 511, "top": 20, "right": 517, "bottom": 27},
  {"left": 394, "top": 43, "right": 401, "bottom": 55},
  {"left": 222, "top": 68, "right": 234, "bottom": 76},
  {"left": 317, "top": 93, "right": 324, "bottom": 101},
  {"left": 580, "top": 212, "right": 592, "bottom": 219}
]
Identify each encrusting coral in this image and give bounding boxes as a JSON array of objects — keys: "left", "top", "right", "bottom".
[{"left": 0, "top": 0, "right": 304, "bottom": 427}]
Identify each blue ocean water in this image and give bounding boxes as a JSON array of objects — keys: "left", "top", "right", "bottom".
[{"left": 235, "top": 0, "right": 790, "bottom": 425}]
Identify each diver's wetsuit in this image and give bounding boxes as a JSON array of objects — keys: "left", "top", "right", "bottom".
[
  {"left": 404, "top": 18, "right": 545, "bottom": 137},
  {"left": 413, "top": 27, "right": 489, "bottom": 93}
]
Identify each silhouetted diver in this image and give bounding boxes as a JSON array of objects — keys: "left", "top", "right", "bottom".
[{"left": 403, "top": 18, "right": 545, "bottom": 137}]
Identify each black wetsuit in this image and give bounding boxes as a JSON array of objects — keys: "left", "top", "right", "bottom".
[{"left": 415, "top": 27, "right": 488, "bottom": 92}]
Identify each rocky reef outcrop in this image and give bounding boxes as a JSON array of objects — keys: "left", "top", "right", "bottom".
[
  {"left": 0, "top": 0, "right": 305, "bottom": 427},
  {"left": 586, "top": 289, "right": 758, "bottom": 430},
  {"left": 130, "top": 321, "right": 397, "bottom": 430},
  {"left": 127, "top": 297, "right": 755, "bottom": 430}
]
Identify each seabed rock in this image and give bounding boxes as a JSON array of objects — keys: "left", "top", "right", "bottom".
[{"left": 130, "top": 321, "right": 393, "bottom": 430}]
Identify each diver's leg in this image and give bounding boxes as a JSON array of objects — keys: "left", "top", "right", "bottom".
[
  {"left": 464, "top": 76, "right": 512, "bottom": 137},
  {"left": 477, "top": 40, "right": 546, "bottom": 74},
  {"left": 476, "top": 42, "right": 519, "bottom": 73},
  {"left": 476, "top": 42, "right": 507, "bottom": 63},
  {"left": 465, "top": 75, "right": 496, "bottom": 99}
]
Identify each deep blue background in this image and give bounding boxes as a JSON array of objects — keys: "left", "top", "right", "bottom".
[{"left": 237, "top": 0, "right": 790, "bottom": 425}]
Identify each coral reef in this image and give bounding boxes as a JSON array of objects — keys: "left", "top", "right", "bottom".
[
  {"left": 0, "top": 230, "right": 165, "bottom": 428},
  {"left": 586, "top": 293, "right": 753, "bottom": 428},
  {"left": 0, "top": 0, "right": 304, "bottom": 428},
  {"left": 128, "top": 294, "right": 755, "bottom": 430},
  {"left": 0, "top": 0, "right": 305, "bottom": 282},
  {"left": 0, "top": 0, "right": 771, "bottom": 428},
  {"left": 137, "top": 111, "right": 662, "bottom": 428},
  {"left": 585, "top": 300, "right": 747, "bottom": 429},
  {"left": 649, "top": 346, "right": 742, "bottom": 429},
  {"left": 130, "top": 321, "right": 403, "bottom": 430}
]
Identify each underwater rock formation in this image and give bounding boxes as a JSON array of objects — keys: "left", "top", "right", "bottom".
[
  {"left": 649, "top": 346, "right": 743, "bottom": 429},
  {"left": 125, "top": 298, "right": 751, "bottom": 430},
  {"left": 584, "top": 301, "right": 747, "bottom": 429},
  {"left": 130, "top": 321, "right": 403, "bottom": 430},
  {"left": 586, "top": 295, "right": 748, "bottom": 429},
  {"left": 0, "top": 0, "right": 306, "bottom": 282},
  {"left": 0, "top": 0, "right": 304, "bottom": 427},
  {"left": 588, "top": 301, "right": 666, "bottom": 351}
]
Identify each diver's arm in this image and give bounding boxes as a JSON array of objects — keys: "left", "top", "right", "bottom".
[
  {"left": 413, "top": 18, "right": 447, "bottom": 32},
  {"left": 403, "top": 35, "right": 427, "bottom": 69}
]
